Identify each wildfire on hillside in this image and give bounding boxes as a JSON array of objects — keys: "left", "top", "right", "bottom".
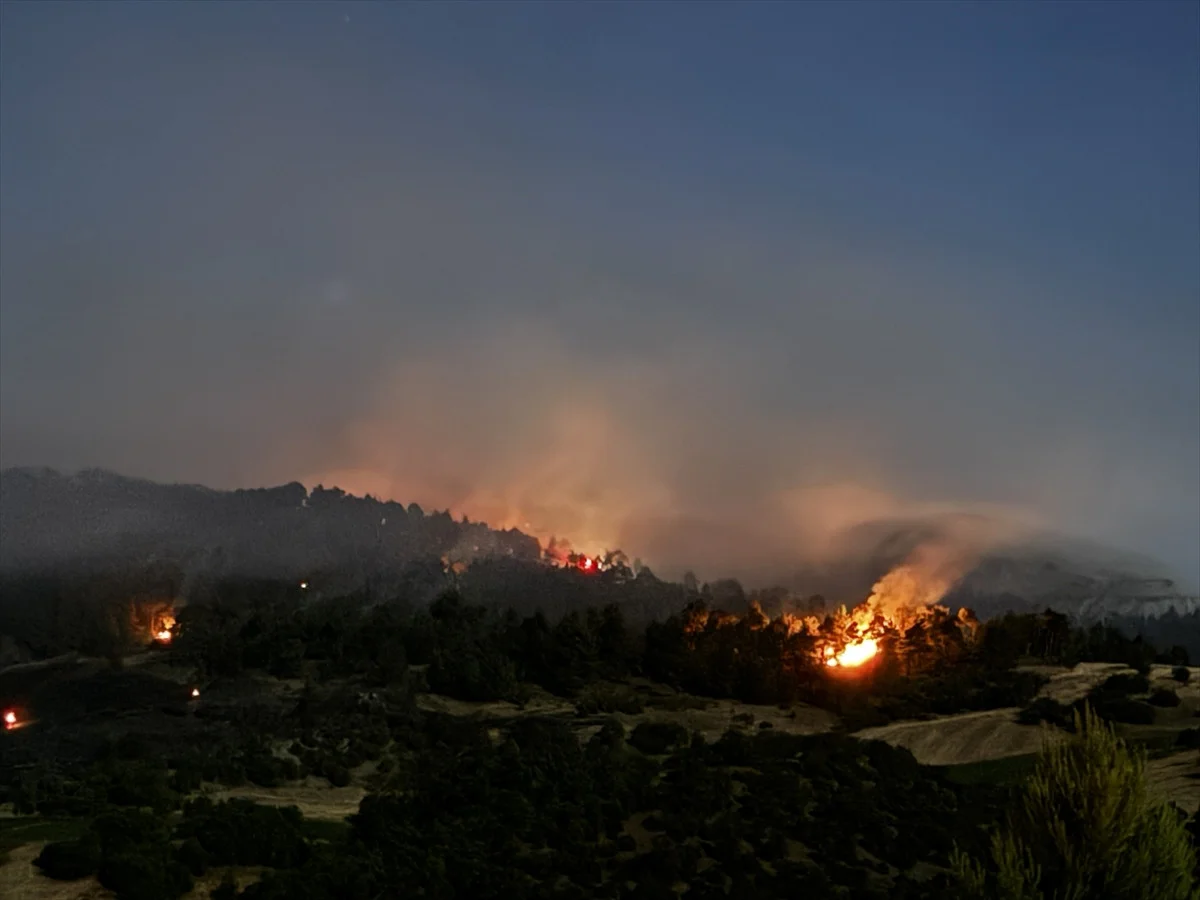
[
  {"left": 760, "top": 560, "right": 980, "bottom": 672},
  {"left": 152, "top": 612, "right": 176, "bottom": 645}
]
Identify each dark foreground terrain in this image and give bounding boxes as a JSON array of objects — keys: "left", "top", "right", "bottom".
[{"left": 2, "top": 577, "right": 1199, "bottom": 899}]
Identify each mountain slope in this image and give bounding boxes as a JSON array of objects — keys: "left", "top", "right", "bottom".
[{"left": 0, "top": 467, "right": 540, "bottom": 581}]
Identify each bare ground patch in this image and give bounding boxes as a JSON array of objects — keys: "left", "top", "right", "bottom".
[
  {"left": 417, "top": 682, "right": 838, "bottom": 746},
  {"left": 0, "top": 843, "right": 263, "bottom": 900},
  {"left": 857, "top": 708, "right": 1064, "bottom": 766},
  {"left": 205, "top": 778, "right": 365, "bottom": 821},
  {"left": 0, "top": 843, "right": 109, "bottom": 900},
  {"left": 1147, "top": 751, "right": 1200, "bottom": 814}
]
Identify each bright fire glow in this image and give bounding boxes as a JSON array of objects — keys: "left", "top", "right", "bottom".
[
  {"left": 300, "top": 582, "right": 308, "bottom": 590},
  {"left": 190, "top": 688, "right": 200, "bottom": 698},
  {"left": 151, "top": 612, "right": 177, "bottom": 645},
  {"left": 825, "top": 638, "right": 879, "bottom": 668},
  {"left": 3, "top": 710, "right": 16, "bottom": 728}
]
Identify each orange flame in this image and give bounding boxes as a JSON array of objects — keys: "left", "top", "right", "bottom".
[
  {"left": 824, "top": 637, "right": 879, "bottom": 668},
  {"left": 3, "top": 710, "right": 17, "bottom": 729},
  {"left": 152, "top": 612, "right": 176, "bottom": 645}
]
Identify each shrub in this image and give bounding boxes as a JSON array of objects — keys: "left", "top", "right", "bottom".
[
  {"left": 178, "top": 798, "right": 309, "bottom": 868},
  {"left": 574, "top": 683, "right": 645, "bottom": 716},
  {"left": 176, "top": 836, "right": 209, "bottom": 876},
  {"left": 1100, "top": 673, "right": 1151, "bottom": 695},
  {"left": 1172, "top": 666, "right": 1192, "bottom": 684},
  {"left": 427, "top": 644, "right": 522, "bottom": 702},
  {"left": 1091, "top": 696, "right": 1158, "bottom": 725},
  {"left": 1018, "top": 697, "right": 1073, "bottom": 728},
  {"left": 1174, "top": 728, "right": 1200, "bottom": 750},
  {"left": 953, "top": 706, "right": 1198, "bottom": 900},
  {"left": 98, "top": 844, "right": 193, "bottom": 900},
  {"left": 628, "top": 721, "right": 690, "bottom": 755},
  {"left": 91, "top": 808, "right": 169, "bottom": 856},
  {"left": 34, "top": 835, "right": 102, "bottom": 881},
  {"left": 1148, "top": 688, "right": 1182, "bottom": 708}
]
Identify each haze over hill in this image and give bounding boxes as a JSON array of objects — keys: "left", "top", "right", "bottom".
[
  {"left": 1, "top": 4, "right": 1197, "bottom": 595},
  {"left": 2, "top": 467, "right": 1195, "bottom": 627}
]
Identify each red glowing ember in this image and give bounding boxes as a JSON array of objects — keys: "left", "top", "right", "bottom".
[
  {"left": 577, "top": 556, "right": 595, "bottom": 572},
  {"left": 3, "top": 710, "right": 17, "bottom": 730}
]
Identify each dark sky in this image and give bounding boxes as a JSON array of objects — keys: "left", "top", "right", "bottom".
[{"left": 1, "top": 2, "right": 1197, "bottom": 584}]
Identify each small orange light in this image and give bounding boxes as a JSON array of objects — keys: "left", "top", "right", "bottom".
[
  {"left": 190, "top": 688, "right": 200, "bottom": 698},
  {"left": 3, "top": 710, "right": 17, "bottom": 728}
]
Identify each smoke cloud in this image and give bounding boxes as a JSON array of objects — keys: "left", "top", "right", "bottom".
[{"left": 1, "top": 3, "right": 1197, "bottom": 590}]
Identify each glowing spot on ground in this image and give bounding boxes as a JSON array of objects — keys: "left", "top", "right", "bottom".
[
  {"left": 190, "top": 688, "right": 200, "bottom": 698},
  {"left": 3, "top": 710, "right": 17, "bottom": 729}
]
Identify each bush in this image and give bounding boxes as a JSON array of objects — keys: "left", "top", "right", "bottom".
[
  {"left": 427, "top": 644, "right": 522, "bottom": 702},
  {"left": 91, "top": 808, "right": 168, "bottom": 856},
  {"left": 1148, "top": 688, "right": 1182, "bottom": 708},
  {"left": 1092, "top": 697, "right": 1158, "bottom": 725},
  {"left": 1018, "top": 697, "right": 1073, "bottom": 728},
  {"left": 1176, "top": 728, "right": 1200, "bottom": 750},
  {"left": 1100, "top": 673, "right": 1151, "bottom": 695},
  {"left": 628, "top": 721, "right": 690, "bottom": 755},
  {"left": 178, "top": 798, "right": 309, "bottom": 868},
  {"left": 953, "top": 707, "right": 1198, "bottom": 900},
  {"left": 176, "top": 836, "right": 209, "bottom": 876},
  {"left": 575, "top": 683, "right": 645, "bottom": 716},
  {"left": 98, "top": 843, "right": 193, "bottom": 900},
  {"left": 1172, "top": 667, "right": 1192, "bottom": 684},
  {"left": 34, "top": 835, "right": 102, "bottom": 881}
]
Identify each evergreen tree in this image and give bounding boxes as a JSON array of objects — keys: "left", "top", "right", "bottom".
[{"left": 953, "top": 706, "right": 1198, "bottom": 900}]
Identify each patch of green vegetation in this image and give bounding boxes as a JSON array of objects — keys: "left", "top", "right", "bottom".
[
  {"left": 940, "top": 754, "right": 1038, "bottom": 787},
  {"left": 0, "top": 816, "right": 87, "bottom": 853},
  {"left": 954, "top": 709, "right": 1196, "bottom": 899},
  {"left": 297, "top": 818, "right": 352, "bottom": 844},
  {"left": 574, "top": 682, "right": 645, "bottom": 715},
  {"left": 644, "top": 692, "right": 710, "bottom": 712}
]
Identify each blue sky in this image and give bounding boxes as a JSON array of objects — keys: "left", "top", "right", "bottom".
[{"left": 1, "top": 1, "right": 1197, "bottom": 583}]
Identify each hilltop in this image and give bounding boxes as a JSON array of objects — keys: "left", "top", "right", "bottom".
[{"left": 0, "top": 467, "right": 540, "bottom": 585}]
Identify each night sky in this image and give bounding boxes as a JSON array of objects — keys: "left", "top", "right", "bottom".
[{"left": 1, "top": 2, "right": 1197, "bottom": 583}]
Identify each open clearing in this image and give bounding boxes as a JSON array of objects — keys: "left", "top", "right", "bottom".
[
  {"left": 206, "top": 778, "right": 366, "bottom": 821},
  {"left": 860, "top": 663, "right": 1200, "bottom": 766}
]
